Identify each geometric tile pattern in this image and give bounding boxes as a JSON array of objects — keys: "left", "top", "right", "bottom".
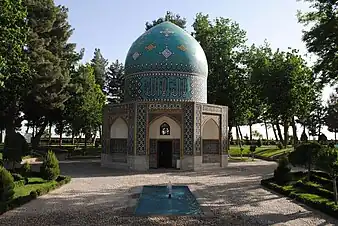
[
  {"left": 149, "top": 139, "right": 157, "bottom": 168},
  {"left": 183, "top": 102, "right": 194, "bottom": 155},
  {"left": 127, "top": 103, "right": 135, "bottom": 155},
  {"left": 195, "top": 103, "right": 202, "bottom": 156},
  {"left": 222, "top": 106, "right": 228, "bottom": 154},
  {"left": 124, "top": 72, "right": 207, "bottom": 103},
  {"left": 136, "top": 103, "right": 147, "bottom": 155},
  {"left": 110, "top": 139, "right": 127, "bottom": 153},
  {"left": 148, "top": 103, "right": 182, "bottom": 111},
  {"left": 202, "top": 140, "right": 220, "bottom": 154},
  {"left": 202, "top": 104, "right": 222, "bottom": 114}
]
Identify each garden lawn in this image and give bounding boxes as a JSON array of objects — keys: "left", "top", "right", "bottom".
[
  {"left": 13, "top": 177, "right": 57, "bottom": 199},
  {"left": 261, "top": 172, "right": 338, "bottom": 219},
  {"left": 229, "top": 145, "right": 293, "bottom": 159}
]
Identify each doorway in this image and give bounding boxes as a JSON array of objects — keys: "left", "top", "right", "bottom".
[{"left": 157, "top": 140, "right": 173, "bottom": 168}]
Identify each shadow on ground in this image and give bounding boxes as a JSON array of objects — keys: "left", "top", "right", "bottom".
[{"left": 1, "top": 159, "right": 336, "bottom": 226}]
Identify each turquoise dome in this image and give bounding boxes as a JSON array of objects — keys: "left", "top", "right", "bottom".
[{"left": 124, "top": 21, "right": 208, "bottom": 103}]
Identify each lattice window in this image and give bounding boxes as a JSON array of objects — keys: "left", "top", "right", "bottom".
[
  {"left": 160, "top": 122, "right": 170, "bottom": 135},
  {"left": 110, "top": 139, "right": 127, "bottom": 153}
]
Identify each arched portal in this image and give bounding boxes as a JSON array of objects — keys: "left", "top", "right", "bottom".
[
  {"left": 149, "top": 115, "right": 181, "bottom": 169},
  {"left": 202, "top": 118, "right": 220, "bottom": 163},
  {"left": 109, "top": 117, "right": 128, "bottom": 162}
]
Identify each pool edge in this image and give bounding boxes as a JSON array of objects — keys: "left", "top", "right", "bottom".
[{"left": 130, "top": 185, "right": 214, "bottom": 218}]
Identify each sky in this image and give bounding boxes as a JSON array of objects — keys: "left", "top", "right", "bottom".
[{"left": 19, "top": 0, "right": 336, "bottom": 140}]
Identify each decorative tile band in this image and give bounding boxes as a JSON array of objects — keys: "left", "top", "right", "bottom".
[{"left": 125, "top": 73, "right": 207, "bottom": 103}]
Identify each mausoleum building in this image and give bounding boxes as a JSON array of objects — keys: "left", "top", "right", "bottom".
[{"left": 101, "top": 22, "right": 229, "bottom": 171}]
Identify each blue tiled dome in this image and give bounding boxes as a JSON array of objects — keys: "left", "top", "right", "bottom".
[{"left": 124, "top": 22, "right": 208, "bottom": 103}]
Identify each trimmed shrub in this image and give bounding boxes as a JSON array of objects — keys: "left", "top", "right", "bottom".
[
  {"left": 273, "top": 156, "right": 292, "bottom": 185},
  {"left": 40, "top": 151, "right": 60, "bottom": 181},
  {"left": 277, "top": 142, "right": 283, "bottom": 149},
  {"left": 11, "top": 173, "right": 24, "bottom": 181},
  {"left": 30, "top": 191, "right": 38, "bottom": 199},
  {"left": 0, "top": 175, "right": 71, "bottom": 214},
  {"left": 256, "top": 139, "right": 262, "bottom": 147},
  {"left": 0, "top": 167, "right": 15, "bottom": 202}
]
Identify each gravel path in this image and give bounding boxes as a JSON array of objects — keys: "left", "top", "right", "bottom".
[{"left": 0, "top": 159, "right": 337, "bottom": 226}]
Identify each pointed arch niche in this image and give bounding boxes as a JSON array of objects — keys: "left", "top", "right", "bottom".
[
  {"left": 149, "top": 116, "right": 181, "bottom": 139},
  {"left": 202, "top": 118, "right": 220, "bottom": 163},
  {"left": 109, "top": 117, "right": 128, "bottom": 161}
]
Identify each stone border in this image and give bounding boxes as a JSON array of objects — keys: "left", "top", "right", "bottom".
[{"left": 127, "top": 185, "right": 214, "bottom": 218}]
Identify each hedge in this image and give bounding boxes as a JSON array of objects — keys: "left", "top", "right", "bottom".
[
  {"left": 0, "top": 175, "right": 71, "bottom": 215},
  {"left": 261, "top": 178, "right": 338, "bottom": 219}
]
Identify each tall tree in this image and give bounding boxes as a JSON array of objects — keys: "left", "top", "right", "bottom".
[
  {"left": 91, "top": 48, "right": 108, "bottom": 90},
  {"left": 145, "top": 11, "right": 187, "bottom": 30},
  {"left": 106, "top": 60, "right": 125, "bottom": 104},
  {"left": 298, "top": 0, "right": 338, "bottom": 85},
  {"left": 192, "top": 13, "right": 249, "bottom": 144},
  {"left": 23, "top": 1, "right": 81, "bottom": 147},
  {"left": 0, "top": 0, "right": 29, "bottom": 146},
  {"left": 326, "top": 89, "right": 338, "bottom": 141}
]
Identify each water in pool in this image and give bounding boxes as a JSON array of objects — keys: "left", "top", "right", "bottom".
[{"left": 134, "top": 185, "right": 202, "bottom": 216}]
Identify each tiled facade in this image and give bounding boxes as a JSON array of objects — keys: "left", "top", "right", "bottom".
[
  {"left": 101, "top": 101, "right": 228, "bottom": 171},
  {"left": 101, "top": 22, "right": 228, "bottom": 171}
]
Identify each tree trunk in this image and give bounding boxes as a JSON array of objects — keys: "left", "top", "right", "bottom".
[
  {"left": 31, "top": 120, "right": 48, "bottom": 149},
  {"left": 276, "top": 123, "right": 284, "bottom": 144},
  {"left": 264, "top": 121, "right": 269, "bottom": 140},
  {"left": 272, "top": 124, "right": 279, "bottom": 141},
  {"left": 98, "top": 126, "right": 102, "bottom": 146},
  {"left": 235, "top": 125, "right": 243, "bottom": 159},
  {"left": 283, "top": 121, "right": 289, "bottom": 148},
  {"left": 59, "top": 122, "right": 63, "bottom": 147},
  {"left": 48, "top": 122, "right": 52, "bottom": 145},
  {"left": 291, "top": 117, "right": 298, "bottom": 146},
  {"left": 333, "top": 176, "right": 338, "bottom": 204},
  {"left": 238, "top": 126, "right": 243, "bottom": 141},
  {"left": 72, "top": 132, "right": 75, "bottom": 145},
  {"left": 228, "top": 125, "right": 232, "bottom": 155},
  {"left": 249, "top": 123, "right": 253, "bottom": 141},
  {"left": 84, "top": 133, "right": 88, "bottom": 149},
  {"left": 0, "top": 129, "right": 2, "bottom": 143}
]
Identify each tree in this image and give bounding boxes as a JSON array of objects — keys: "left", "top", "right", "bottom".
[
  {"left": 106, "top": 60, "right": 125, "bottom": 104},
  {"left": 65, "top": 64, "right": 105, "bottom": 148},
  {"left": 145, "top": 11, "right": 187, "bottom": 30},
  {"left": 252, "top": 48, "right": 315, "bottom": 147},
  {"left": 192, "top": 13, "right": 248, "bottom": 149},
  {"left": 0, "top": 0, "right": 29, "bottom": 146},
  {"left": 91, "top": 48, "right": 108, "bottom": 90},
  {"left": 297, "top": 0, "right": 338, "bottom": 85},
  {"left": 316, "top": 147, "right": 338, "bottom": 204},
  {"left": 23, "top": 1, "right": 81, "bottom": 148},
  {"left": 326, "top": 89, "right": 338, "bottom": 141},
  {"left": 288, "top": 142, "right": 322, "bottom": 180}
]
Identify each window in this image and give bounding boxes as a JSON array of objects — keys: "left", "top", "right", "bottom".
[{"left": 160, "top": 122, "right": 170, "bottom": 135}]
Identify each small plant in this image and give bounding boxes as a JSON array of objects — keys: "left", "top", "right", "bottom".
[
  {"left": 0, "top": 166, "right": 15, "bottom": 201},
  {"left": 273, "top": 156, "right": 291, "bottom": 185},
  {"left": 30, "top": 190, "right": 38, "bottom": 199},
  {"left": 40, "top": 150, "right": 60, "bottom": 181},
  {"left": 256, "top": 139, "right": 262, "bottom": 147},
  {"left": 328, "top": 143, "right": 335, "bottom": 149},
  {"left": 250, "top": 145, "right": 256, "bottom": 160},
  {"left": 21, "top": 162, "right": 31, "bottom": 176},
  {"left": 300, "top": 131, "right": 308, "bottom": 142}
]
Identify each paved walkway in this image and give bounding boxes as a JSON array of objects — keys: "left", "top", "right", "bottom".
[{"left": 0, "top": 159, "right": 337, "bottom": 226}]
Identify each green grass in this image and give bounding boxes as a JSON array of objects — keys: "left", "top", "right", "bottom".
[
  {"left": 261, "top": 172, "right": 338, "bottom": 219},
  {"left": 229, "top": 156, "right": 255, "bottom": 162},
  {"left": 13, "top": 177, "right": 57, "bottom": 198},
  {"left": 229, "top": 145, "right": 293, "bottom": 159}
]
